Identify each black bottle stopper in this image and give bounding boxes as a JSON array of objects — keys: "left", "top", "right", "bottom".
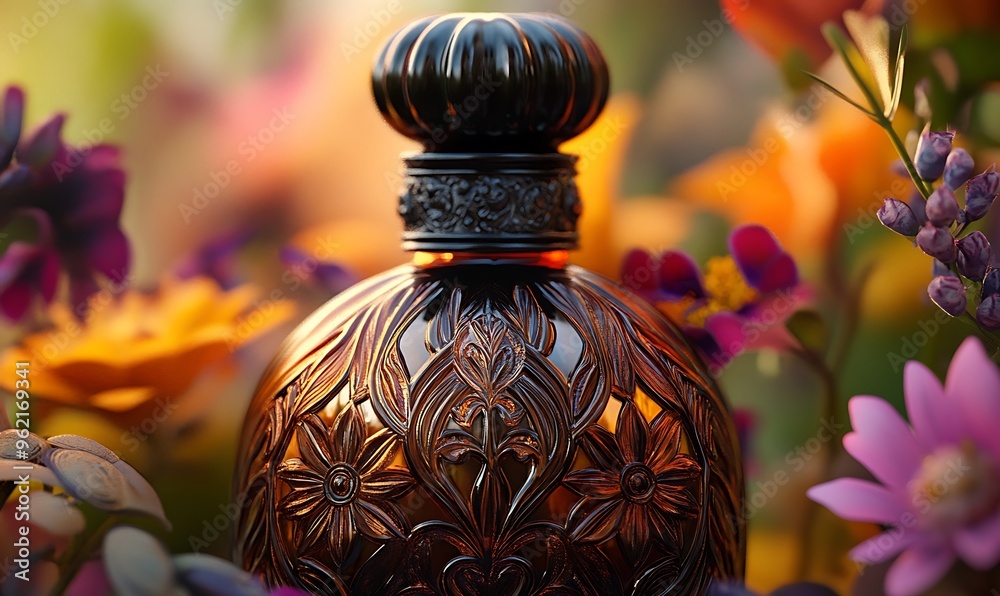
[{"left": 371, "top": 13, "right": 610, "bottom": 253}]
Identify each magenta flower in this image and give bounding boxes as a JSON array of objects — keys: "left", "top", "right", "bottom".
[
  {"left": 808, "top": 337, "right": 1000, "bottom": 595},
  {"left": 0, "top": 86, "right": 129, "bottom": 319},
  {"left": 622, "top": 224, "right": 804, "bottom": 369}
]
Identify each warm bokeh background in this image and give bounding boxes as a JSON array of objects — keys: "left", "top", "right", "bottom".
[{"left": 2, "top": 0, "right": 999, "bottom": 592}]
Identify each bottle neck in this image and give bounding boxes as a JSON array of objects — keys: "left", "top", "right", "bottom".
[{"left": 412, "top": 250, "right": 570, "bottom": 269}]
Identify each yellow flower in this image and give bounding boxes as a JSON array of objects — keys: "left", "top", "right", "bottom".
[{"left": 0, "top": 277, "right": 294, "bottom": 413}]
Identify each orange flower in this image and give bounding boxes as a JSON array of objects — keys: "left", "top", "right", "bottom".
[
  {"left": 0, "top": 277, "right": 294, "bottom": 413},
  {"left": 672, "top": 98, "right": 901, "bottom": 257},
  {"left": 722, "top": 0, "right": 878, "bottom": 69}
]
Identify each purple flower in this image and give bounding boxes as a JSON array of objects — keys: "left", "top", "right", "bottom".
[
  {"left": 175, "top": 229, "right": 254, "bottom": 289},
  {"left": 279, "top": 245, "right": 357, "bottom": 296},
  {"left": 977, "top": 295, "right": 1000, "bottom": 331},
  {"left": 0, "top": 217, "right": 60, "bottom": 321},
  {"left": 965, "top": 165, "right": 999, "bottom": 222},
  {"left": 956, "top": 232, "right": 991, "bottom": 282},
  {"left": 808, "top": 338, "right": 1000, "bottom": 595},
  {"left": 915, "top": 224, "right": 957, "bottom": 263},
  {"left": 984, "top": 268, "right": 1000, "bottom": 298},
  {"left": 0, "top": 86, "right": 129, "bottom": 318},
  {"left": 927, "top": 275, "right": 967, "bottom": 316},
  {"left": 877, "top": 198, "right": 920, "bottom": 237},
  {"left": 914, "top": 129, "right": 954, "bottom": 181},
  {"left": 932, "top": 259, "right": 957, "bottom": 279},
  {"left": 622, "top": 225, "right": 803, "bottom": 369},
  {"left": 943, "top": 148, "right": 974, "bottom": 190},
  {"left": 925, "top": 187, "right": 960, "bottom": 227}
]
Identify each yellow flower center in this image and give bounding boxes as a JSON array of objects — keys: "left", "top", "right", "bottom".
[
  {"left": 682, "top": 257, "right": 758, "bottom": 328},
  {"left": 909, "top": 441, "right": 1000, "bottom": 529}
]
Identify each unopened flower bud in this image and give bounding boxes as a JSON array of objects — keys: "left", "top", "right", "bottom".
[
  {"left": 916, "top": 224, "right": 957, "bottom": 263},
  {"left": 983, "top": 268, "right": 1000, "bottom": 299},
  {"left": 925, "top": 187, "right": 960, "bottom": 227},
  {"left": 943, "top": 148, "right": 974, "bottom": 190},
  {"left": 876, "top": 198, "right": 919, "bottom": 236},
  {"left": 928, "top": 275, "right": 967, "bottom": 316},
  {"left": 956, "top": 232, "right": 991, "bottom": 282},
  {"left": 914, "top": 129, "right": 954, "bottom": 181},
  {"left": 977, "top": 294, "right": 1000, "bottom": 331},
  {"left": 965, "top": 165, "right": 999, "bottom": 221}
]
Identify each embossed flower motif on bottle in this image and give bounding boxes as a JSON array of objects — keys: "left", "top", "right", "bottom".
[
  {"left": 276, "top": 405, "right": 415, "bottom": 567},
  {"left": 564, "top": 403, "right": 701, "bottom": 564}
]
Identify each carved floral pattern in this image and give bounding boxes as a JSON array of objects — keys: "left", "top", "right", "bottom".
[
  {"left": 234, "top": 266, "right": 744, "bottom": 595},
  {"left": 276, "top": 405, "right": 414, "bottom": 567},
  {"left": 564, "top": 403, "right": 701, "bottom": 564}
]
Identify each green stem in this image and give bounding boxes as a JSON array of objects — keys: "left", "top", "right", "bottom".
[
  {"left": 792, "top": 347, "right": 842, "bottom": 581},
  {"left": 879, "top": 116, "right": 934, "bottom": 199}
]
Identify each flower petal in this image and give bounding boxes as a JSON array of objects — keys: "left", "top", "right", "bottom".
[
  {"left": 884, "top": 545, "right": 955, "bottom": 595},
  {"left": 563, "top": 469, "right": 621, "bottom": 499},
  {"left": 620, "top": 249, "right": 659, "bottom": 296},
  {"left": 582, "top": 422, "right": 623, "bottom": 470},
  {"left": 946, "top": 337, "right": 1000, "bottom": 461},
  {"left": 849, "top": 527, "right": 925, "bottom": 565},
  {"left": 658, "top": 251, "right": 705, "bottom": 299},
  {"left": 296, "top": 415, "right": 333, "bottom": 471},
  {"left": 704, "top": 312, "right": 748, "bottom": 361},
  {"left": 352, "top": 499, "right": 406, "bottom": 540},
  {"left": 568, "top": 497, "right": 624, "bottom": 543},
  {"left": 903, "top": 360, "right": 962, "bottom": 450},
  {"left": 647, "top": 413, "right": 683, "bottom": 471},
  {"left": 617, "top": 403, "right": 650, "bottom": 463},
  {"left": 728, "top": 225, "right": 798, "bottom": 292},
  {"left": 806, "top": 478, "right": 907, "bottom": 524},
  {"left": 843, "top": 396, "right": 922, "bottom": 490},
  {"left": 361, "top": 469, "right": 415, "bottom": 500},
  {"left": 331, "top": 405, "right": 366, "bottom": 465},
  {"left": 953, "top": 507, "right": 1000, "bottom": 570},
  {"left": 328, "top": 507, "right": 355, "bottom": 567},
  {"left": 617, "top": 503, "right": 651, "bottom": 564}
]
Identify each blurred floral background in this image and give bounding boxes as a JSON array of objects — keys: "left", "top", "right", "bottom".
[{"left": 2, "top": 0, "right": 1000, "bottom": 593}]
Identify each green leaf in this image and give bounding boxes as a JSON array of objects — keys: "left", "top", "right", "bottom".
[
  {"left": 844, "top": 10, "right": 893, "bottom": 117},
  {"left": 803, "top": 72, "right": 876, "bottom": 118},
  {"left": 887, "top": 26, "right": 907, "bottom": 120},
  {"left": 786, "top": 310, "right": 829, "bottom": 355}
]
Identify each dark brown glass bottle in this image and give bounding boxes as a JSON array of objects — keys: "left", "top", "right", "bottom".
[{"left": 234, "top": 13, "right": 745, "bottom": 595}]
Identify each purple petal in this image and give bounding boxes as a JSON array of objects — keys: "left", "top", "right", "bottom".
[
  {"left": 956, "top": 232, "right": 991, "bottom": 281},
  {"left": 877, "top": 198, "right": 920, "bottom": 237},
  {"left": 621, "top": 249, "right": 659, "bottom": 296},
  {"left": 843, "top": 396, "right": 923, "bottom": 489},
  {"left": 965, "top": 165, "right": 999, "bottom": 221},
  {"left": 16, "top": 114, "right": 65, "bottom": 168},
  {"left": 806, "top": 478, "right": 908, "bottom": 524},
  {"left": 946, "top": 337, "right": 1000, "bottom": 462},
  {"left": 850, "top": 527, "right": 924, "bottom": 565},
  {"left": 927, "top": 275, "right": 967, "bottom": 317},
  {"left": 977, "top": 295, "right": 1000, "bottom": 331},
  {"left": 953, "top": 508, "right": 1000, "bottom": 570},
  {"left": 943, "top": 148, "right": 975, "bottom": 190},
  {"left": 705, "top": 312, "right": 748, "bottom": 361},
  {"left": 81, "top": 226, "right": 130, "bottom": 280},
  {"left": 884, "top": 545, "right": 955, "bottom": 595},
  {"left": 985, "top": 268, "right": 1000, "bottom": 298},
  {"left": 903, "top": 360, "right": 962, "bottom": 450},
  {"left": 916, "top": 224, "right": 957, "bottom": 263},
  {"left": 0, "top": 86, "right": 24, "bottom": 167},
  {"left": 914, "top": 129, "right": 954, "bottom": 181},
  {"left": 925, "top": 187, "right": 960, "bottom": 227},
  {"left": 658, "top": 250, "right": 705, "bottom": 299},
  {"left": 729, "top": 225, "right": 798, "bottom": 292}
]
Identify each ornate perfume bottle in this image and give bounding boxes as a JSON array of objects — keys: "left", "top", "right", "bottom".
[{"left": 234, "top": 13, "right": 744, "bottom": 595}]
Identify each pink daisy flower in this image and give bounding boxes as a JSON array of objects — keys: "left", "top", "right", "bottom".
[{"left": 808, "top": 337, "right": 1000, "bottom": 595}]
